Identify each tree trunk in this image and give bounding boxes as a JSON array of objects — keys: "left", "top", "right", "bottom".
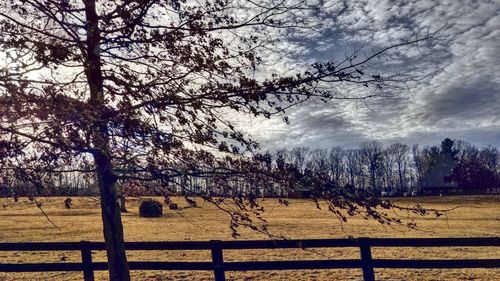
[
  {"left": 119, "top": 192, "right": 128, "bottom": 213},
  {"left": 94, "top": 152, "right": 130, "bottom": 281},
  {"left": 84, "top": 0, "right": 130, "bottom": 280}
]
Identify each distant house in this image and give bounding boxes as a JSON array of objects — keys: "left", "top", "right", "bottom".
[{"left": 419, "top": 154, "right": 459, "bottom": 195}]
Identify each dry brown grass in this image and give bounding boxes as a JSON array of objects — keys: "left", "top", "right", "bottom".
[{"left": 0, "top": 195, "right": 499, "bottom": 280}]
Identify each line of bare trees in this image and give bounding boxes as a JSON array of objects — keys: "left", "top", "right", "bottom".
[
  {"left": 260, "top": 139, "right": 499, "bottom": 196},
  {"left": 2, "top": 138, "right": 498, "bottom": 198},
  {"left": 123, "top": 138, "right": 500, "bottom": 197}
]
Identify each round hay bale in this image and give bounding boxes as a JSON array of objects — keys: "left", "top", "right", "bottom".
[{"left": 139, "top": 199, "right": 163, "bottom": 217}]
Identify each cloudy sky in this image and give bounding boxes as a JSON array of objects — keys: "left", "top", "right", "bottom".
[{"left": 235, "top": 0, "right": 500, "bottom": 149}]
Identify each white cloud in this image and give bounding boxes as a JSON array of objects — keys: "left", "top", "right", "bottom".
[{"left": 246, "top": 0, "right": 500, "bottom": 149}]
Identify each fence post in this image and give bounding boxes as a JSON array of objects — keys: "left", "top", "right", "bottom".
[
  {"left": 80, "top": 240, "right": 95, "bottom": 281},
  {"left": 210, "top": 240, "right": 226, "bottom": 281},
  {"left": 359, "top": 237, "right": 375, "bottom": 281}
]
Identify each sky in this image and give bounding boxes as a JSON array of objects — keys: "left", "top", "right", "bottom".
[
  {"left": 1, "top": 0, "right": 498, "bottom": 151},
  {"left": 234, "top": 0, "right": 500, "bottom": 150}
]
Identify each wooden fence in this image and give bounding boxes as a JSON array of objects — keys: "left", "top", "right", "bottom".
[{"left": 0, "top": 237, "right": 499, "bottom": 281}]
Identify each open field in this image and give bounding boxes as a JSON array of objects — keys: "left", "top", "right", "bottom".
[{"left": 0, "top": 195, "right": 499, "bottom": 280}]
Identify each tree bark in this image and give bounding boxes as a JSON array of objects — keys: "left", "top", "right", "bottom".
[
  {"left": 94, "top": 152, "right": 130, "bottom": 281},
  {"left": 119, "top": 192, "right": 128, "bottom": 213},
  {"left": 84, "top": 0, "right": 131, "bottom": 280}
]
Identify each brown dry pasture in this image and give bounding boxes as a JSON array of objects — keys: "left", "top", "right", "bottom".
[{"left": 0, "top": 195, "right": 499, "bottom": 280}]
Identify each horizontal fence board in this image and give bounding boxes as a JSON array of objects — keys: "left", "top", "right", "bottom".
[
  {"left": 368, "top": 237, "right": 500, "bottom": 247},
  {"left": 122, "top": 239, "right": 360, "bottom": 250},
  {"left": 124, "top": 241, "right": 214, "bottom": 250},
  {"left": 223, "top": 260, "right": 363, "bottom": 271},
  {"left": 1, "top": 259, "right": 498, "bottom": 273},
  {"left": 0, "top": 263, "right": 84, "bottom": 272},
  {"left": 216, "top": 239, "right": 359, "bottom": 249},
  {"left": 1, "top": 238, "right": 498, "bottom": 252},
  {"left": 128, "top": 262, "right": 215, "bottom": 271},
  {"left": 373, "top": 259, "right": 500, "bottom": 269},
  {"left": 0, "top": 242, "right": 87, "bottom": 251}
]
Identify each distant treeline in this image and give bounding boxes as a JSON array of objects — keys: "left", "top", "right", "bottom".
[
  {"left": 257, "top": 138, "right": 499, "bottom": 195},
  {"left": 1, "top": 138, "right": 499, "bottom": 198}
]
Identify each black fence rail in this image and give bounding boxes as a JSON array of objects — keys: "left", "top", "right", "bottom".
[{"left": 0, "top": 237, "right": 499, "bottom": 281}]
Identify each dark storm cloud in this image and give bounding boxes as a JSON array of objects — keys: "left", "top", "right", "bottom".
[{"left": 420, "top": 79, "right": 500, "bottom": 125}]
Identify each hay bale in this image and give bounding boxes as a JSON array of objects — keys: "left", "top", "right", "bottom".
[{"left": 139, "top": 199, "right": 163, "bottom": 217}]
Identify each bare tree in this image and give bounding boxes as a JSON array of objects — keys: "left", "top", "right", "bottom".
[
  {"left": 479, "top": 146, "right": 499, "bottom": 172},
  {"left": 388, "top": 143, "right": 410, "bottom": 193},
  {"left": 360, "top": 141, "right": 384, "bottom": 193},
  {"left": 380, "top": 147, "right": 394, "bottom": 192},
  {"left": 310, "top": 149, "right": 329, "bottom": 173},
  {"left": 289, "top": 147, "right": 310, "bottom": 173},
  {"left": 328, "top": 146, "right": 344, "bottom": 187},
  {"left": 411, "top": 144, "right": 424, "bottom": 190},
  {"left": 345, "top": 148, "right": 363, "bottom": 188}
]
